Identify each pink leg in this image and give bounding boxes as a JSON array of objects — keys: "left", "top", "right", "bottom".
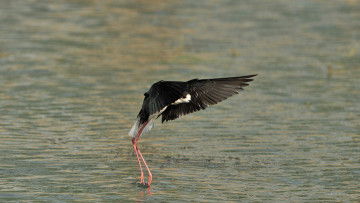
[
  {"left": 137, "top": 145, "right": 152, "bottom": 186},
  {"left": 133, "top": 142, "right": 145, "bottom": 184},
  {"left": 134, "top": 120, "right": 150, "bottom": 143},
  {"left": 132, "top": 120, "right": 152, "bottom": 186}
]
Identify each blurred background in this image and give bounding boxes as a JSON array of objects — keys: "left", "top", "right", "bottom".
[{"left": 0, "top": 0, "right": 359, "bottom": 201}]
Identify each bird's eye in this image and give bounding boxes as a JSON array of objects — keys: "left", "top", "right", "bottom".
[{"left": 144, "top": 92, "right": 149, "bottom": 97}]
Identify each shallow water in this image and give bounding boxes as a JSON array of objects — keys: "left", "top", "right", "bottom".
[{"left": 1, "top": 0, "right": 359, "bottom": 202}]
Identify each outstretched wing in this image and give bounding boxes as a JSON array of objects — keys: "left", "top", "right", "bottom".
[
  {"left": 137, "top": 80, "right": 187, "bottom": 124},
  {"left": 161, "top": 75, "right": 257, "bottom": 122}
]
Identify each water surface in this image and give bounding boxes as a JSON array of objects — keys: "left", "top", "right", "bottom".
[{"left": 0, "top": 0, "right": 359, "bottom": 202}]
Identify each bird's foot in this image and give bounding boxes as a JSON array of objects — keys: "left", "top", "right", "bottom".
[
  {"left": 140, "top": 171, "right": 145, "bottom": 185},
  {"left": 148, "top": 172, "right": 152, "bottom": 186}
]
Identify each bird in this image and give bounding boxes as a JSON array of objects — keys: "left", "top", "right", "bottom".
[{"left": 129, "top": 74, "right": 257, "bottom": 186}]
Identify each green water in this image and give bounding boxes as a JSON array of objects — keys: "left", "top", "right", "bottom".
[{"left": 0, "top": 0, "right": 359, "bottom": 202}]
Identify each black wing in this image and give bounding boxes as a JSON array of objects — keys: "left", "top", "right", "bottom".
[
  {"left": 137, "top": 80, "right": 187, "bottom": 124},
  {"left": 161, "top": 75, "right": 257, "bottom": 122}
]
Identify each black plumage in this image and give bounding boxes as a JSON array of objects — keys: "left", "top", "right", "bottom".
[
  {"left": 136, "top": 74, "right": 257, "bottom": 125},
  {"left": 129, "top": 74, "right": 257, "bottom": 186}
]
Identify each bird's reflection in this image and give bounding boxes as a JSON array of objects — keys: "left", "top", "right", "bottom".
[{"left": 137, "top": 185, "right": 152, "bottom": 202}]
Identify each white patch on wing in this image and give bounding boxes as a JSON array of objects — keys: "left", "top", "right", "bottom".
[
  {"left": 171, "top": 94, "right": 191, "bottom": 105},
  {"left": 159, "top": 106, "right": 168, "bottom": 113},
  {"left": 148, "top": 106, "right": 168, "bottom": 120}
]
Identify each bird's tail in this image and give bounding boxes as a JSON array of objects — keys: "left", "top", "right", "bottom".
[{"left": 128, "top": 118, "right": 154, "bottom": 138}]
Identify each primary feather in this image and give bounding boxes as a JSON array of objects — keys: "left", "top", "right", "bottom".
[{"left": 128, "top": 74, "right": 257, "bottom": 137}]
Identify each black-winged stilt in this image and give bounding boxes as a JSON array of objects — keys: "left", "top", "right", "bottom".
[{"left": 129, "top": 75, "right": 257, "bottom": 186}]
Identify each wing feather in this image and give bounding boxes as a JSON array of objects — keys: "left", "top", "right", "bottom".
[
  {"left": 138, "top": 81, "right": 187, "bottom": 124},
  {"left": 161, "top": 75, "right": 256, "bottom": 122}
]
